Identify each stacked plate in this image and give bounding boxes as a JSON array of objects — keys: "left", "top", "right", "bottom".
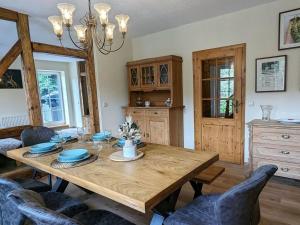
[
  {"left": 50, "top": 134, "right": 72, "bottom": 143},
  {"left": 92, "top": 131, "right": 112, "bottom": 141},
  {"left": 30, "top": 142, "right": 57, "bottom": 154},
  {"left": 57, "top": 149, "right": 90, "bottom": 163}
]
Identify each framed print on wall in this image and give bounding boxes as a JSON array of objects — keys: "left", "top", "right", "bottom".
[
  {"left": 0, "top": 69, "right": 23, "bottom": 89},
  {"left": 279, "top": 8, "right": 300, "bottom": 50},
  {"left": 255, "top": 55, "right": 287, "bottom": 93}
]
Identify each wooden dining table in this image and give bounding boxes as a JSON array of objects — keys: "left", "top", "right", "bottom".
[{"left": 6, "top": 142, "right": 218, "bottom": 225}]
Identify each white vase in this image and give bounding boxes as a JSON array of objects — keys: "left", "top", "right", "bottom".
[{"left": 123, "top": 139, "right": 137, "bottom": 158}]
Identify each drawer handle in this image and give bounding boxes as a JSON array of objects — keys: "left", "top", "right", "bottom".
[
  {"left": 154, "top": 112, "right": 158, "bottom": 114},
  {"left": 280, "top": 167, "right": 290, "bottom": 172},
  {"left": 133, "top": 111, "right": 137, "bottom": 114},
  {"left": 281, "top": 134, "right": 290, "bottom": 139},
  {"left": 280, "top": 151, "right": 290, "bottom": 155}
]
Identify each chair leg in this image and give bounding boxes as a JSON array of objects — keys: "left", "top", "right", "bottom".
[
  {"left": 190, "top": 181, "right": 203, "bottom": 199},
  {"left": 48, "top": 174, "right": 52, "bottom": 187},
  {"left": 32, "top": 169, "right": 38, "bottom": 179}
]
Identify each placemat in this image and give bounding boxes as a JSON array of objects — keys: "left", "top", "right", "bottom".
[
  {"left": 23, "top": 147, "right": 63, "bottom": 158},
  {"left": 112, "top": 142, "right": 146, "bottom": 150},
  {"left": 50, "top": 154, "right": 98, "bottom": 169},
  {"left": 109, "top": 150, "right": 144, "bottom": 162}
]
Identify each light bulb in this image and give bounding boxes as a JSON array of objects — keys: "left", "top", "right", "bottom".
[
  {"left": 48, "top": 16, "right": 63, "bottom": 38},
  {"left": 74, "top": 25, "right": 87, "bottom": 42},
  {"left": 57, "top": 3, "right": 76, "bottom": 26},
  {"left": 115, "top": 14, "right": 129, "bottom": 34},
  {"left": 94, "top": 3, "right": 111, "bottom": 26},
  {"left": 106, "top": 23, "right": 115, "bottom": 42}
]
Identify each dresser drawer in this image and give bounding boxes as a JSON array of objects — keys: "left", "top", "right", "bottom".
[
  {"left": 253, "top": 158, "right": 300, "bottom": 180},
  {"left": 146, "top": 109, "right": 169, "bottom": 117},
  {"left": 253, "top": 127, "right": 300, "bottom": 146},
  {"left": 253, "top": 144, "right": 300, "bottom": 164}
]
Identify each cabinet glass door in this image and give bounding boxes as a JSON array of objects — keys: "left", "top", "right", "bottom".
[
  {"left": 141, "top": 64, "right": 156, "bottom": 88},
  {"left": 157, "top": 62, "right": 171, "bottom": 88},
  {"left": 202, "top": 57, "right": 235, "bottom": 118},
  {"left": 129, "top": 66, "right": 140, "bottom": 90}
]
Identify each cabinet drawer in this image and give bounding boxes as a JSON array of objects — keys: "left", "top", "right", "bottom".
[
  {"left": 253, "top": 127, "right": 300, "bottom": 146},
  {"left": 253, "top": 144, "right": 300, "bottom": 164},
  {"left": 146, "top": 109, "right": 169, "bottom": 117},
  {"left": 253, "top": 158, "right": 300, "bottom": 180},
  {"left": 126, "top": 109, "right": 145, "bottom": 117}
]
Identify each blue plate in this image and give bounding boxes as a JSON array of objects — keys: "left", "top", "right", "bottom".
[
  {"left": 30, "top": 143, "right": 57, "bottom": 153},
  {"left": 58, "top": 149, "right": 89, "bottom": 163},
  {"left": 117, "top": 139, "right": 141, "bottom": 147},
  {"left": 51, "top": 135, "right": 72, "bottom": 143}
]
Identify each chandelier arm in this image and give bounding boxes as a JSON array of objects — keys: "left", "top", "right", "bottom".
[
  {"left": 94, "top": 39, "right": 110, "bottom": 55},
  {"left": 101, "top": 37, "right": 125, "bottom": 53},
  {"left": 67, "top": 27, "right": 87, "bottom": 50}
]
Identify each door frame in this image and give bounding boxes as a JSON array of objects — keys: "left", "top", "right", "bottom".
[{"left": 193, "top": 43, "right": 246, "bottom": 164}]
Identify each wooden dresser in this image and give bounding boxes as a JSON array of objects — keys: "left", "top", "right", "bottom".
[
  {"left": 248, "top": 120, "right": 300, "bottom": 180},
  {"left": 123, "top": 55, "right": 184, "bottom": 147}
]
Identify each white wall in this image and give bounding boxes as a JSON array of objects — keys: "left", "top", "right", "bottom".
[
  {"left": 94, "top": 40, "right": 132, "bottom": 136},
  {"left": 131, "top": 0, "right": 300, "bottom": 161}
]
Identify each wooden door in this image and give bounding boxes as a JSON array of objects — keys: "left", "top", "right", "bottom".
[
  {"left": 157, "top": 61, "right": 172, "bottom": 89},
  {"left": 193, "top": 44, "right": 246, "bottom": 164},
  {"left": 141, "top": 64, "right": 157, "bottom": 89},
  {"left": 146, "top": 117, "right": 169, "bottom": 145},
  {"left": 128, "top": 66, "right": 141, "bottom": 91}
]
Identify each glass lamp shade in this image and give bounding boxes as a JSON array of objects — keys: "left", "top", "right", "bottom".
[
  {"left": 48, "top": 16, "right": 63, "bottom": 37},
  {"left": 57, "top": 3, "right": 76, "bottom": 26},
  {"left": 115, "top": 14, "right": 129, "bottom": 33},
  {"left": 74, "top": 25, "right": 87, "bottom": 42},
  {"left": 94, "top": 3, "right": 111, "bottom": 26},
  {"left": 105, "top": 23, "right": 115, "bottom": 41}
]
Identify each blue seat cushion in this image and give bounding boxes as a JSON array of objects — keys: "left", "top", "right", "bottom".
[
  {"left": 73, "top": 209, "right": 134, "bottom": 225},
  {"left": 164, "top": 195, "right": 220, "bottom": 225}
]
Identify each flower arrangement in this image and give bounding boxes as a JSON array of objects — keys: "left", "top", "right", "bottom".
[{"left": 118, "top": 115, "right": 141, "bottom": 142}]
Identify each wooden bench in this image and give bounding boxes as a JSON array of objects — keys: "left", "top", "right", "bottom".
[{"left": 190, "top": 165, "right": 225, "bottom": 199}]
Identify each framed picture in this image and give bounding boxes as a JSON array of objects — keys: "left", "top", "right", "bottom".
[
  {"left": 279, "top": 8, "right": 300, "bottom": 50},
  {"left": 255, "top": 55, "right": 287, "bottom": 93},
  {"left": 0, "top": 69, "right": 23, "bottom": 89}
]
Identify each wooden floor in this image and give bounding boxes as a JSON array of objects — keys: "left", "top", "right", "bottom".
[{"left": 62, "top": 161, "right": 300, "bottom": 225}]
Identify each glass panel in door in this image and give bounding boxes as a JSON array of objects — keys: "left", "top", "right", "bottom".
[
  {"left": 202, "top": 57, "right": 235, "bottom": 118},
  {"left": 158, "top": 63, "right": 170, "bottom": 87}
]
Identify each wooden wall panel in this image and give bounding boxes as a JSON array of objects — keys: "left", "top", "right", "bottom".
[{"left": 17, "top": 14, "right": 42, "bottom": 126}]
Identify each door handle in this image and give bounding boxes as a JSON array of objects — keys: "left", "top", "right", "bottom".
[
  {"left": 233, "top": 100, "right": 240, "bottom": 114},
  {"left": 146, "top": 133, "right": 150, "bottom": 138}
]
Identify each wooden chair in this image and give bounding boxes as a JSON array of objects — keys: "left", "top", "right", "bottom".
[{"left": 190, "top": 165, "right": 225, "bottom": 199}]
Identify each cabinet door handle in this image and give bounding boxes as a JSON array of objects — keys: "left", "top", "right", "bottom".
[
  {"left": 280, "top": 167, "right": 290, "bottom": 172},
  {"left": 133, "top": 111, "right": 137, "bottom": 114},
  {"left": 146, "top": 133, "right": 150, "bottom": 138},
  {"left": 280, "top": 151, "right": 290, "bottom": 155},
  {"left": 154, "top": 112, "right": 158, "bottom": 115},
  {"left": 281, "top": 134, "right": 290, "bottom": 139}
]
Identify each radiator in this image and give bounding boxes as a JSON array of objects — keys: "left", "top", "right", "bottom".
[{"left": 0, "top": 115, "right": 30, "bottom": 128}]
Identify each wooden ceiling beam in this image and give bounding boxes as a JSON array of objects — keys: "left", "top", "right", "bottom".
[
  {"left": 32, "top": 42, "right": 87, "bottom": 59},
  {"left": 0, "top": 40, "right": 22, "bottom": 77},
  {"left": 0, "top": 7, "right": 18, "bottom": 22}
]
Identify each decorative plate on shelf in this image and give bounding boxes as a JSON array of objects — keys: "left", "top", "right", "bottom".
[{"left": 278, "top": 119, "right": 300, "bottom": 124}]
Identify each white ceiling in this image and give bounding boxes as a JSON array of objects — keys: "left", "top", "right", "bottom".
[{"left": 0, "top": 0, "right": 276, "bottom": 57}]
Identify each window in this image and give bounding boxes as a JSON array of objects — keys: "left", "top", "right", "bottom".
[{"left": 37, "top": 71, "right": 66, "bottom": 126}]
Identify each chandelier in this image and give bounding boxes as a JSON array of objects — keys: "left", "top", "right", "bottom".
[{"left": 48, "top": 0, "right": 130, "bottom": 55}]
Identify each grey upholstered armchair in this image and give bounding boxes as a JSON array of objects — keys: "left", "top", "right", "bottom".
[
  {"left": 8, "top": 189, "right": 135, "bottom": 225},
  {"left": 0, "top": 178, "right": 88, "bottom": 225},
  {"left": 164, "top": 165, "right": 278, "bottom": 225}
]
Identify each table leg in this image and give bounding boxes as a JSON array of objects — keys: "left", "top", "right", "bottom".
[
  {"left": 189, "top": 180, "right": 203, "bottom": 199},
  {"left": 51, "top": 178, "right": 69, "bottom": 193},
  {"left": 150, "top": 188, "right": 181, "bottom": 225}
]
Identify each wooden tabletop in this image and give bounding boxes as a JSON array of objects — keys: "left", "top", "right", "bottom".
[{"left": 7, "top": 143, "right": 218, "bottom": 213}]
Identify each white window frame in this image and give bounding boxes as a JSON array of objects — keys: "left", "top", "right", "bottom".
[{"left": 37, "top": 70, "right": 66, "bottom": 127}]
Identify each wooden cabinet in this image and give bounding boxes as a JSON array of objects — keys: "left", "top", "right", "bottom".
[
  {"left": 125, "top": 55, "right": 183, "bottom": 147},
  {"left": 127, "top": 55, "right": 183, "bottom": 107},
  {"left": 124, "top": 107, "right": 183, "bottom": 147},
  {"left": 248, "top": 119, "right": 300, "bottom": 180}
]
